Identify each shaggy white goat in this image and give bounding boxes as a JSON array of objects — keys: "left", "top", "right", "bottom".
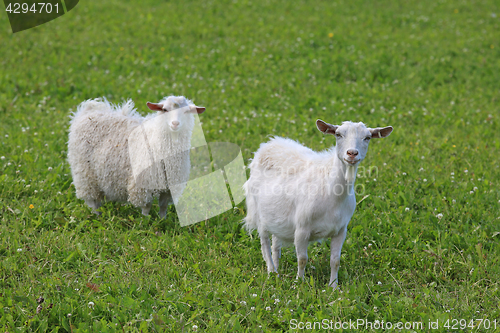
[
  {"left": 243, "top": 119, "right": 393, "bottom": 289},
  {"left": 67, "top": 96, "right": 205, "bottom": 217}
]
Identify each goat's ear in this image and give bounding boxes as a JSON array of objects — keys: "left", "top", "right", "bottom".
[
  {"left": 147, "top": 102, "right": 164, "bottom": 111},
  {"left": 369, "top": 126, "right": 393, "bottom": 139},
  {"left": 316, "top": 119, "right": 338, "bottom": 135},
  {"left": 189, "top": 105, "right": 206, "bottom": 114}
]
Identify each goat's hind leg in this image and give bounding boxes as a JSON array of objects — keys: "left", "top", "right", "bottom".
[
  {"left": 271, "top": 235, "right": 282, "bottom": 271},
  {"left": 259, "top": 229, "right": 277, "bottom": 273},
  {"left": 85, "top": 198, "right": 102, "bottom": 216},
  {"left": 159, "top": 191, "right": 173, "bottom": 219}
]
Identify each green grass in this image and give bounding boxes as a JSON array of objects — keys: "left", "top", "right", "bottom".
[{"left": 1, "top": 0, "right": 500, "bottom": 331}]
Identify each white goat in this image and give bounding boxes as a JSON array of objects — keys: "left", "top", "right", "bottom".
[
  {"left": 243, "top": 119, "right": 393, "bottom": 289},
  {"left": 67, "top": 96, "right": 205, "bottom": 217}
]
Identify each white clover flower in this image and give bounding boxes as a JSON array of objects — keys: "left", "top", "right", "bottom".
[
  {"left": 464, "top": 169, "right": 468, "bottom": 173},
  {"left": 5, "top": 135, "right": 8, "bottom": 138},
  {"left": 192, "top": 325, "right": 198, "bottom": 331},
  {"left": 377, "top": 281, "right": 382, "bottom": 285},
  {"left": 419, "top": 167, "right": 424, "bottom": 171},
  {"left": 405, "top": 207, "right": 410, "bottom": 212},
  {"left": 423, "top": 179, "right": 427, "bottom": 182},
  {"left": 251, "top": 306, "right": 255, "bottom": 310},
  {"left": 0, "top": 156, "right": 4, "bottom": 160},
  {"left": 437, "top": 213, "right": 443, "bottom": 219},
  {"left": 252, "top": 293, "right": 257, "bottom": 297},
  {"left": 67, "top": 313, "right": 72, "bottom": 318},
  {"left": 274, "top": 299, "right": 280, "bottom": 304},
  {"left": 88, "top": 301, "right": 95, "bottom": 308},
  {"left": 451, "top": 172, "right": 454, "bottom": 175},
  {"left": 470, "top": 191, "right": 474, "bottom": 194},
  {"left": 473, "top": 187, "right": 478, "bottom": 191},
  {"left": 402, "top": 172, "right": 407, "bottom": 175},
  {"left": 240, "top": 301, "right": 247, "bottom": 305},
  {"left": 266, "top": 306, "right": 271, "bottom": 311},
  {"left": 48, "top": 167, "right": 53, "bottom": 171},
  {"left": 17, "top": 248, "right": 23, "bottom": 252},
  {"left": 452, "top": 199, "right": 456, "bottom": 204}
]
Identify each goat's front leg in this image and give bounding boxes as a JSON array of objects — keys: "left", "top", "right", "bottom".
[
  {"left": 329, "top": 226, "right": 347, "bottom": 290},
  {"left": 271, "top": 235, "right": 282, "bottom": 271},
  {"left": 294, "top": 228, "right": 310, "bottom": 279}
]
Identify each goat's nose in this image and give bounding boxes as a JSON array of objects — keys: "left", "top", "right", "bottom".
[
  {"left": 171, "top": 121, "right": 180, "bottom": 127},
  {"left": 347, "top": 149, "right": 358, "bottom": 157}
]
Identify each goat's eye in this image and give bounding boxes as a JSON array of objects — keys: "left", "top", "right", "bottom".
[
  {"left": 364, "top": 136, "right": 371, "bottom": 141},
  {"left": 335, "top": 133, "right": 342, "bottom": 138}
]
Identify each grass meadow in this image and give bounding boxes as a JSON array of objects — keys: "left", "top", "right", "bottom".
[{"left": 1, "top": 0, "right": 500, "bottom": 331}]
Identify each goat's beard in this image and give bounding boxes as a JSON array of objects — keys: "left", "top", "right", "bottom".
[
  {"left": 170, "top": 131, "right": 180, "bottom": 143},
  {"left": 344, "top": 165, "right": 357, "bottom": 184}
]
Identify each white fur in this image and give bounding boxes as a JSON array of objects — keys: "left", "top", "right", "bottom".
[
  {"left": 243, "top": 120, "right": 393, "bottom": 289},
  {"left": 67, "top": 95, "right": 204, "bottom": 217}
]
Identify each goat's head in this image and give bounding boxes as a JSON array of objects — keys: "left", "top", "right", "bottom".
[
  {"left": 147, "top": 96, "right": 205, "bottom": 132},
  {"left": 316, "top": 119, "right": 393, "bottom": 166}
]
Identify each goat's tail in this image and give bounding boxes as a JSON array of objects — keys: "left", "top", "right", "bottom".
[
  {"left": 119, "top": 99, "right": 136, "bottom": 116},
  {"left": 72, "top": 98, "right": 111, "bottom": 119},
  {"left": 242, "top": 179, "right": 258, "bottom": 232},
  {"left": 72, "top": 98, "right": 138, "bottom": 119}
]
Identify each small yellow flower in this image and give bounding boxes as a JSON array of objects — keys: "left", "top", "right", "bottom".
[
  {"left": 491, "top": 45, "right": 494, "bottom": 49},
  {"left": 29, "top": 204, "right": 34, "bottom": 209},
  {"left": 454, "top": 9, "right": 458, "bottom": 13},
  {"left": 328, "top": 32, "right": 334, "bottom": 38},
  {"left": 120, "top": 47, "right": 124, "bottom": 51},
  {"left": 452, "top": 145, "right": 456, "bottom": 147}
]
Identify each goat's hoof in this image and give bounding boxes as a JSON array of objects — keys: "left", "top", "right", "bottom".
[{"left": 329, "top": 283, "right": 340, "bottom": 291}]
